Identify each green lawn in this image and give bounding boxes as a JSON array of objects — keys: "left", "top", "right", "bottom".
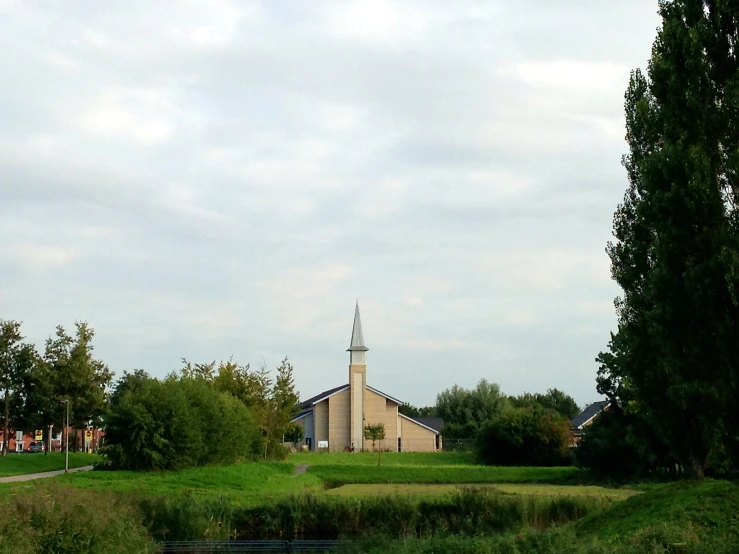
[
  {"left": 44, "top": 461, "right": 321, "bottom": 506},
  {"left": 310, "top": 464, "right": 580, "bottom": 487},
  {"left": 288, "top": 451, "right": 476, "bottom": 466},
  {"left": 0, "top": 453, "right": 101, "bottom": 477}
]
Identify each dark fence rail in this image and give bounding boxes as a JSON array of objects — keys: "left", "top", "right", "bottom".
[{"left": 161, "top": 540, "right": 342, "bottom": 553}]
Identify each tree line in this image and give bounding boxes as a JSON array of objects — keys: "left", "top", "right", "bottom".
[
  {"left": 400, "top": 379, "right": 580, "bottom": 466},
  {"left": 103, "top": 357, "right": 298, "bottom": 470},
  {"left": 0, "top": 319, "right": 300, "bottom": 469},
  {"left": 0, "top": 320, "right": 110, "bottom": 455}
]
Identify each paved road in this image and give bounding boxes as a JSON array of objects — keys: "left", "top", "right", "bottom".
[{"left": 0, "top": 465, "right": 94, "bottom": 483}]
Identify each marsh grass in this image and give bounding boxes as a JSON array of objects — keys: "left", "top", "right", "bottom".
[
  {"left": 0, "top": 484, "right": 153, "bottom": 553},
  {"left": 231, "top": 489, "right": 610, "bottom": 540}
]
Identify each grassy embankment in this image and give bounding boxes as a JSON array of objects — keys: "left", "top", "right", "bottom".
[
  {"left": 339, "top": 480, "right": 739, "bottom": 553},
  {"left": 0, "top": 453, "right": 101, "bottom": 477}
]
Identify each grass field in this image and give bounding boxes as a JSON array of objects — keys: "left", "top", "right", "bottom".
[
  {"left": 288, "top": 451, "right": 476, "bottom": 466},
  {"left": 0, "top": 453, "right": 101, "bottom": 477},
  {"left": 326, "top": 483, "right": 639, "bottom": 499},
  {"left": 309, "top": 464, "right": 580, "bottom": 487},
  {"left": 1, "top": 461, "right": 322, "bottom": 506}
]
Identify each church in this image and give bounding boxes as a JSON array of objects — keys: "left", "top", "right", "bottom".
[{"left": 291, "top": 303, "right": 442, "bottom": 452}]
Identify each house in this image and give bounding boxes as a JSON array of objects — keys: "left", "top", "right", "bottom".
[
  {"left": 0, "top": 427, "right": 102, "bottom": 453},
  {"left": 569, "top": 400, "right": 609, "bottom": 447},
  {"left": 290, "top": 303, "right": 442, "bottom": 452}
]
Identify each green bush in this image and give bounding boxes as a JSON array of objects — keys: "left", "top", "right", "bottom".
[
  {"left": 475, "top": 406, "right": 572, "bottom": 467},
  {"left": 102, "top": 374, "right": 262, "bottom": 471}
]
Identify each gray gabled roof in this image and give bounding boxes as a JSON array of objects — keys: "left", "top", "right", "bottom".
[
  {"left": 398, "top": 413, "right": 440, "bottom": 434},
  {"left": 410, "top": 416, "right": 445, "bottom": 433},
  {"left": 297, "top": 384, "right": 350, "bottom": 410},
  {"left": 570, "top": 401, "right": 609, "bottom": 429},
  {"left": 347, "top": 301, "right": 368, "bottom": 352}
]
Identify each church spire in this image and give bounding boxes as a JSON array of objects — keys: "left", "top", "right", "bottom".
[{"left": 347, "top": 301, "right": 368, "bottom": 352}]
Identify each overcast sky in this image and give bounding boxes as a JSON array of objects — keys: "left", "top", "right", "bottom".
[{"left": 0, "top": 1, "right": 662, "bottom": 407}]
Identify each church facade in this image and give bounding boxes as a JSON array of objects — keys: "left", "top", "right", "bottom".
[{"left": 290, "top": 303, "right": 442, "bottom": 453}]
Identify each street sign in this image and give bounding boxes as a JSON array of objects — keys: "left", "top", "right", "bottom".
[
  {"left": 85, "top": 430, "right": 92, "bottom": 440},
  {"left": 34, "top": 430, "right": 42, "bottom": 441}
]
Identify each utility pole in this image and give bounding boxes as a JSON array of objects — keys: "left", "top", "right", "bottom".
[{"left": 61, "top": 400, "right": 69, "bottom": 473}]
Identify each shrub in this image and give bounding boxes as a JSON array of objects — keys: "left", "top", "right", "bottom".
[
  {"left": 102, "top": 375, "right": 261, "bottom": 471},
  {"left": 475, "top": 406, "right": 571, "bottom": 466}
]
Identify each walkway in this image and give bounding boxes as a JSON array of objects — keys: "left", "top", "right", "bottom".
[{"left": 0, "top": 465, "right": 94, "bottom": 483}]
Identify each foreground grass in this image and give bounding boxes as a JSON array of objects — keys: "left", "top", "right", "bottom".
[
  {"left": 0, "top": 453, "right": 101, "bottom": 477},
  {"left": 311, "top": 464, "right": 580, "bottom": 487},
  {"left": 327, "top": 483, "right": 638, "bottom": 499}
]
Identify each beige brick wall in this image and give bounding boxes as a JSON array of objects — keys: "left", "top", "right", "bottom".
[
  {"left": 400, "top": 416, "right": 437, "bottom": 452},
  {"left": 328, "top": 388, "right": 350, "bottom": 452},
  {"left": 349, "top": 365, "right": 366, "bottom": 450},
  {"left": 364, "top": 389, "right": 399, "bottom": 452},
  {"left": 314, "top": 400, "right": 329, "bottom": 448}
]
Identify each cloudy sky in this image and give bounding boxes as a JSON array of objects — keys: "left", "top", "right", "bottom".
[{"left": 0, "top": 1, "right": 662, "bottom": 407}]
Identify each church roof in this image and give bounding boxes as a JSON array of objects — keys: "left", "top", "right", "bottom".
[
  {"left": 398, "top": 413, "right": 441, "bottom": 434},
  {"left": 347, "top": 301, "right": 368, "bottom": 352},
  {"left": 297, "top": 384, "right": 350, "bottom": 410},
  {"left": 410, "top": 416, "right": 445, "bottom": 433}
]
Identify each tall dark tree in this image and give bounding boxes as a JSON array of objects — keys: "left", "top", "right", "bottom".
[{"left": 597, "top": 0, "right": 739, "bottom": 478}]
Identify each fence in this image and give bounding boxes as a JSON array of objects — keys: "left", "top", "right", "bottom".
[
  {"left": 441, "top": 438, "right": 475, "bottom": 452},
  {"left": 162, "top": 540, "right": 341, "bottom": 553}
]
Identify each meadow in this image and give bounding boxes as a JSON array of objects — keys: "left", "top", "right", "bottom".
[
  {"left": 0, "top": 452, "right": 101, "bottom": 477},
  {"left": 0, "top": 451, "right": 733, "bottom": 553}
]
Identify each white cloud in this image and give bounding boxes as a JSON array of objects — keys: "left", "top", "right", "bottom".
[{"left": 0, "top": 0, "right": 660, "bottom": 406}]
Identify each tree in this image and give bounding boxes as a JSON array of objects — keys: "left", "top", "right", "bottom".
[
  {"left": 284, "top": 423, "right": 304, "bottom": 445},
  {"left": 363, "top": 423, "right": 386, "bottom": 465},
  {"left": 44, "top": 323, "right": 112, "bottom": 451},
  {"left": 264, "top": 358, "right": 300, "bottom": 458},
  {"left": 436, "top": 380, "right": 509, "bottom": 439},
  {"left": 597, "top": 0, "right": 739, "bottom": 478},
  {"left": 102, "top": 375, "right": 261, "bottom": 471},
  {"left": 575, "top": 405, "right": 677, "bottom": 480},
  {"left": 0, "top": 321, "right": 36, "bottom": 456},
  {"left": 475, "top": 405, "right": 571, "bottom": 467},
  {"left": 181, "top": 356, "right": 298, "bottom": 460},
  {"left": 511, "top": 389, "right": 580, "bottom": 420},
  {"left": 398, "top": 404, "right": 436, "bottom": 418}
]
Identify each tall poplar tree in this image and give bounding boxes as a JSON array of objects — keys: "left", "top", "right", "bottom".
[{"left": 598, "top": 0, "right": 739, "bottom": 478}]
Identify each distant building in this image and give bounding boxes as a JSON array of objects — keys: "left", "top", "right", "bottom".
[
  {"left": 290, "top": 303, "right": 442, "bottom": 453},
  {"left": 569, "top": 400, "right": 610, "bottom": 447}
]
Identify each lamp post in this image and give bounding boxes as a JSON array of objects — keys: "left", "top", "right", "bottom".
[{"left": 60, "top": 400, "right": 69, "bottom": 473}]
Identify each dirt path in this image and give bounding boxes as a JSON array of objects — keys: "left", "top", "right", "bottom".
[
  {"left": 294, "top": 464, "right": 309, "bottom": 476},
  {"left": 0, "top": 465, "right": 94, "bottom": 483}
]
